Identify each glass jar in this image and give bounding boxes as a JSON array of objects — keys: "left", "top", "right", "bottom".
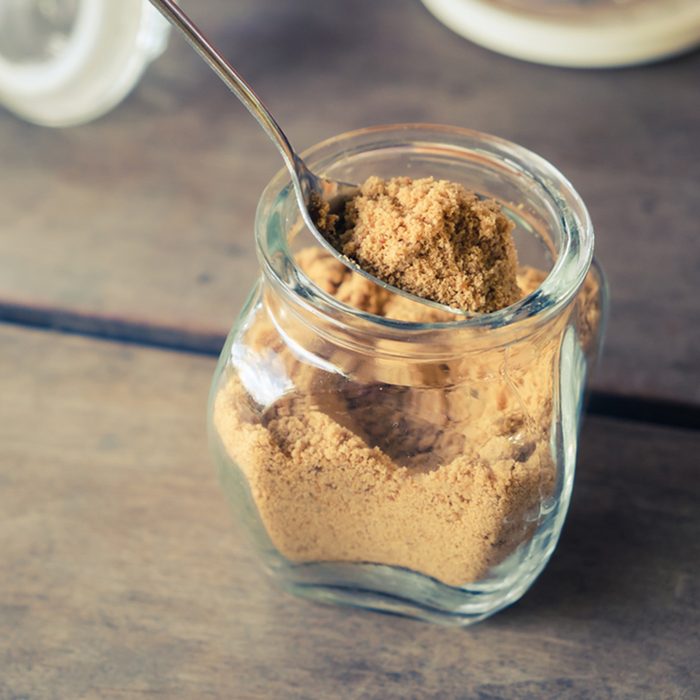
[
  {"left": 208, "top": 124, "right": 607, "bottom": 626},
  {"left": 0, "top": 0, "right": 169, "bottom": 127}
]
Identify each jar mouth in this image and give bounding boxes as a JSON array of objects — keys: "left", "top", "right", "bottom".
[{"left": 255, "top": 123, "right": 593, "bottom": 335}]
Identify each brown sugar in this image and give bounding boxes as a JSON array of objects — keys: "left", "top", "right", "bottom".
[
  {"left": 211, "top": 246, "right": 578, "bottom": 586},
  {"left": 214, "top": 374, "right": 554, "bottom": 586},
  {"left": 212, "top": 178, "right": 601, "bottom": 587},
  {"left": 323, "top": 176, "right": 521, "bottom": 313}
]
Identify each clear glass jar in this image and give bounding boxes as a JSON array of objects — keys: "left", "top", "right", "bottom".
[
  {"left": 208, "top": 124, "right": 607, "bottom": 625},
  {"left": 0, "top": 0, "right": 169, "bottom": 126}
]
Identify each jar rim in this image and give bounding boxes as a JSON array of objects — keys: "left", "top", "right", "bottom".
[{"left": 255, "top": 123, "right": 594, "bottom": 335}]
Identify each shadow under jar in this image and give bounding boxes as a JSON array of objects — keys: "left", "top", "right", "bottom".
[{"left": 208, "top": 124, "right": 607, "bottom": 626}]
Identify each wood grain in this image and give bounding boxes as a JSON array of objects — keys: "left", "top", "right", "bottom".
[
  {"left": 0, "top": 323, "right": 697, "bottom": 700},
  {"left": 0, "top": 4, "right": 698, "bottom": 397}
]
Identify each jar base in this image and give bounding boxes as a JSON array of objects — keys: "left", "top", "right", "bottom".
[
  {"left": 267, "top": 534, "right": 558, "bottom": 627},
  {"left": 283, "top": 580, "right": 498, "bottom": 626}
]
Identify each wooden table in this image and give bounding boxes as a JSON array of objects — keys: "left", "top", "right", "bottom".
[{"left": 1, "top": 1, "right": 698, "bottom": 697}]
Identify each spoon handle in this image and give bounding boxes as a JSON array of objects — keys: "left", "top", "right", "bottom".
[{"left": 148, "top": 0, "right": 298, "bottom": 176}]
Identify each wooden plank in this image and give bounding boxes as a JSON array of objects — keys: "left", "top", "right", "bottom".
[
  {"left": 0, "top": 0, "right": 698, "bottom": 406},
  {"left": 0, "top": 323, "right": 697, "bottom": 699}
]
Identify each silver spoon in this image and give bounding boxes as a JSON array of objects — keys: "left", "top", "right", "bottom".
[{"left": 148, "top": 0, "right": 464, "bottom": 317}]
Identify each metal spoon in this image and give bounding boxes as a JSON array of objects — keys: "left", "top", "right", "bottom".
[{"left": 148, "top": 0, "right": 464, "bottom": 316}]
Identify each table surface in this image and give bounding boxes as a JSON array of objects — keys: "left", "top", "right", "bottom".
[{"left": 1, "top": 1, "right": 698, "bottom": 698}]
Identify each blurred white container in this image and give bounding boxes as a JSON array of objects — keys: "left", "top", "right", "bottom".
[
  {"left": 421, "top": 0, "right": 700, "bottom": 68},
  {"left": 0, "top": 0, "right": 169, "bottom": 126}
]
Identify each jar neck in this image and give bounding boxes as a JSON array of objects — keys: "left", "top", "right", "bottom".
[{"left": 255, "top": 124, "right": 593, "bottom": 360}]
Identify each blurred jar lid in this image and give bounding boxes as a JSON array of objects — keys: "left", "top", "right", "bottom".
[
  {"left": 421, "top": 0, "right": 700, "bottom": 67},
  {"left": 0, "top": 0, "right": 169, "bottom": 127}
]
